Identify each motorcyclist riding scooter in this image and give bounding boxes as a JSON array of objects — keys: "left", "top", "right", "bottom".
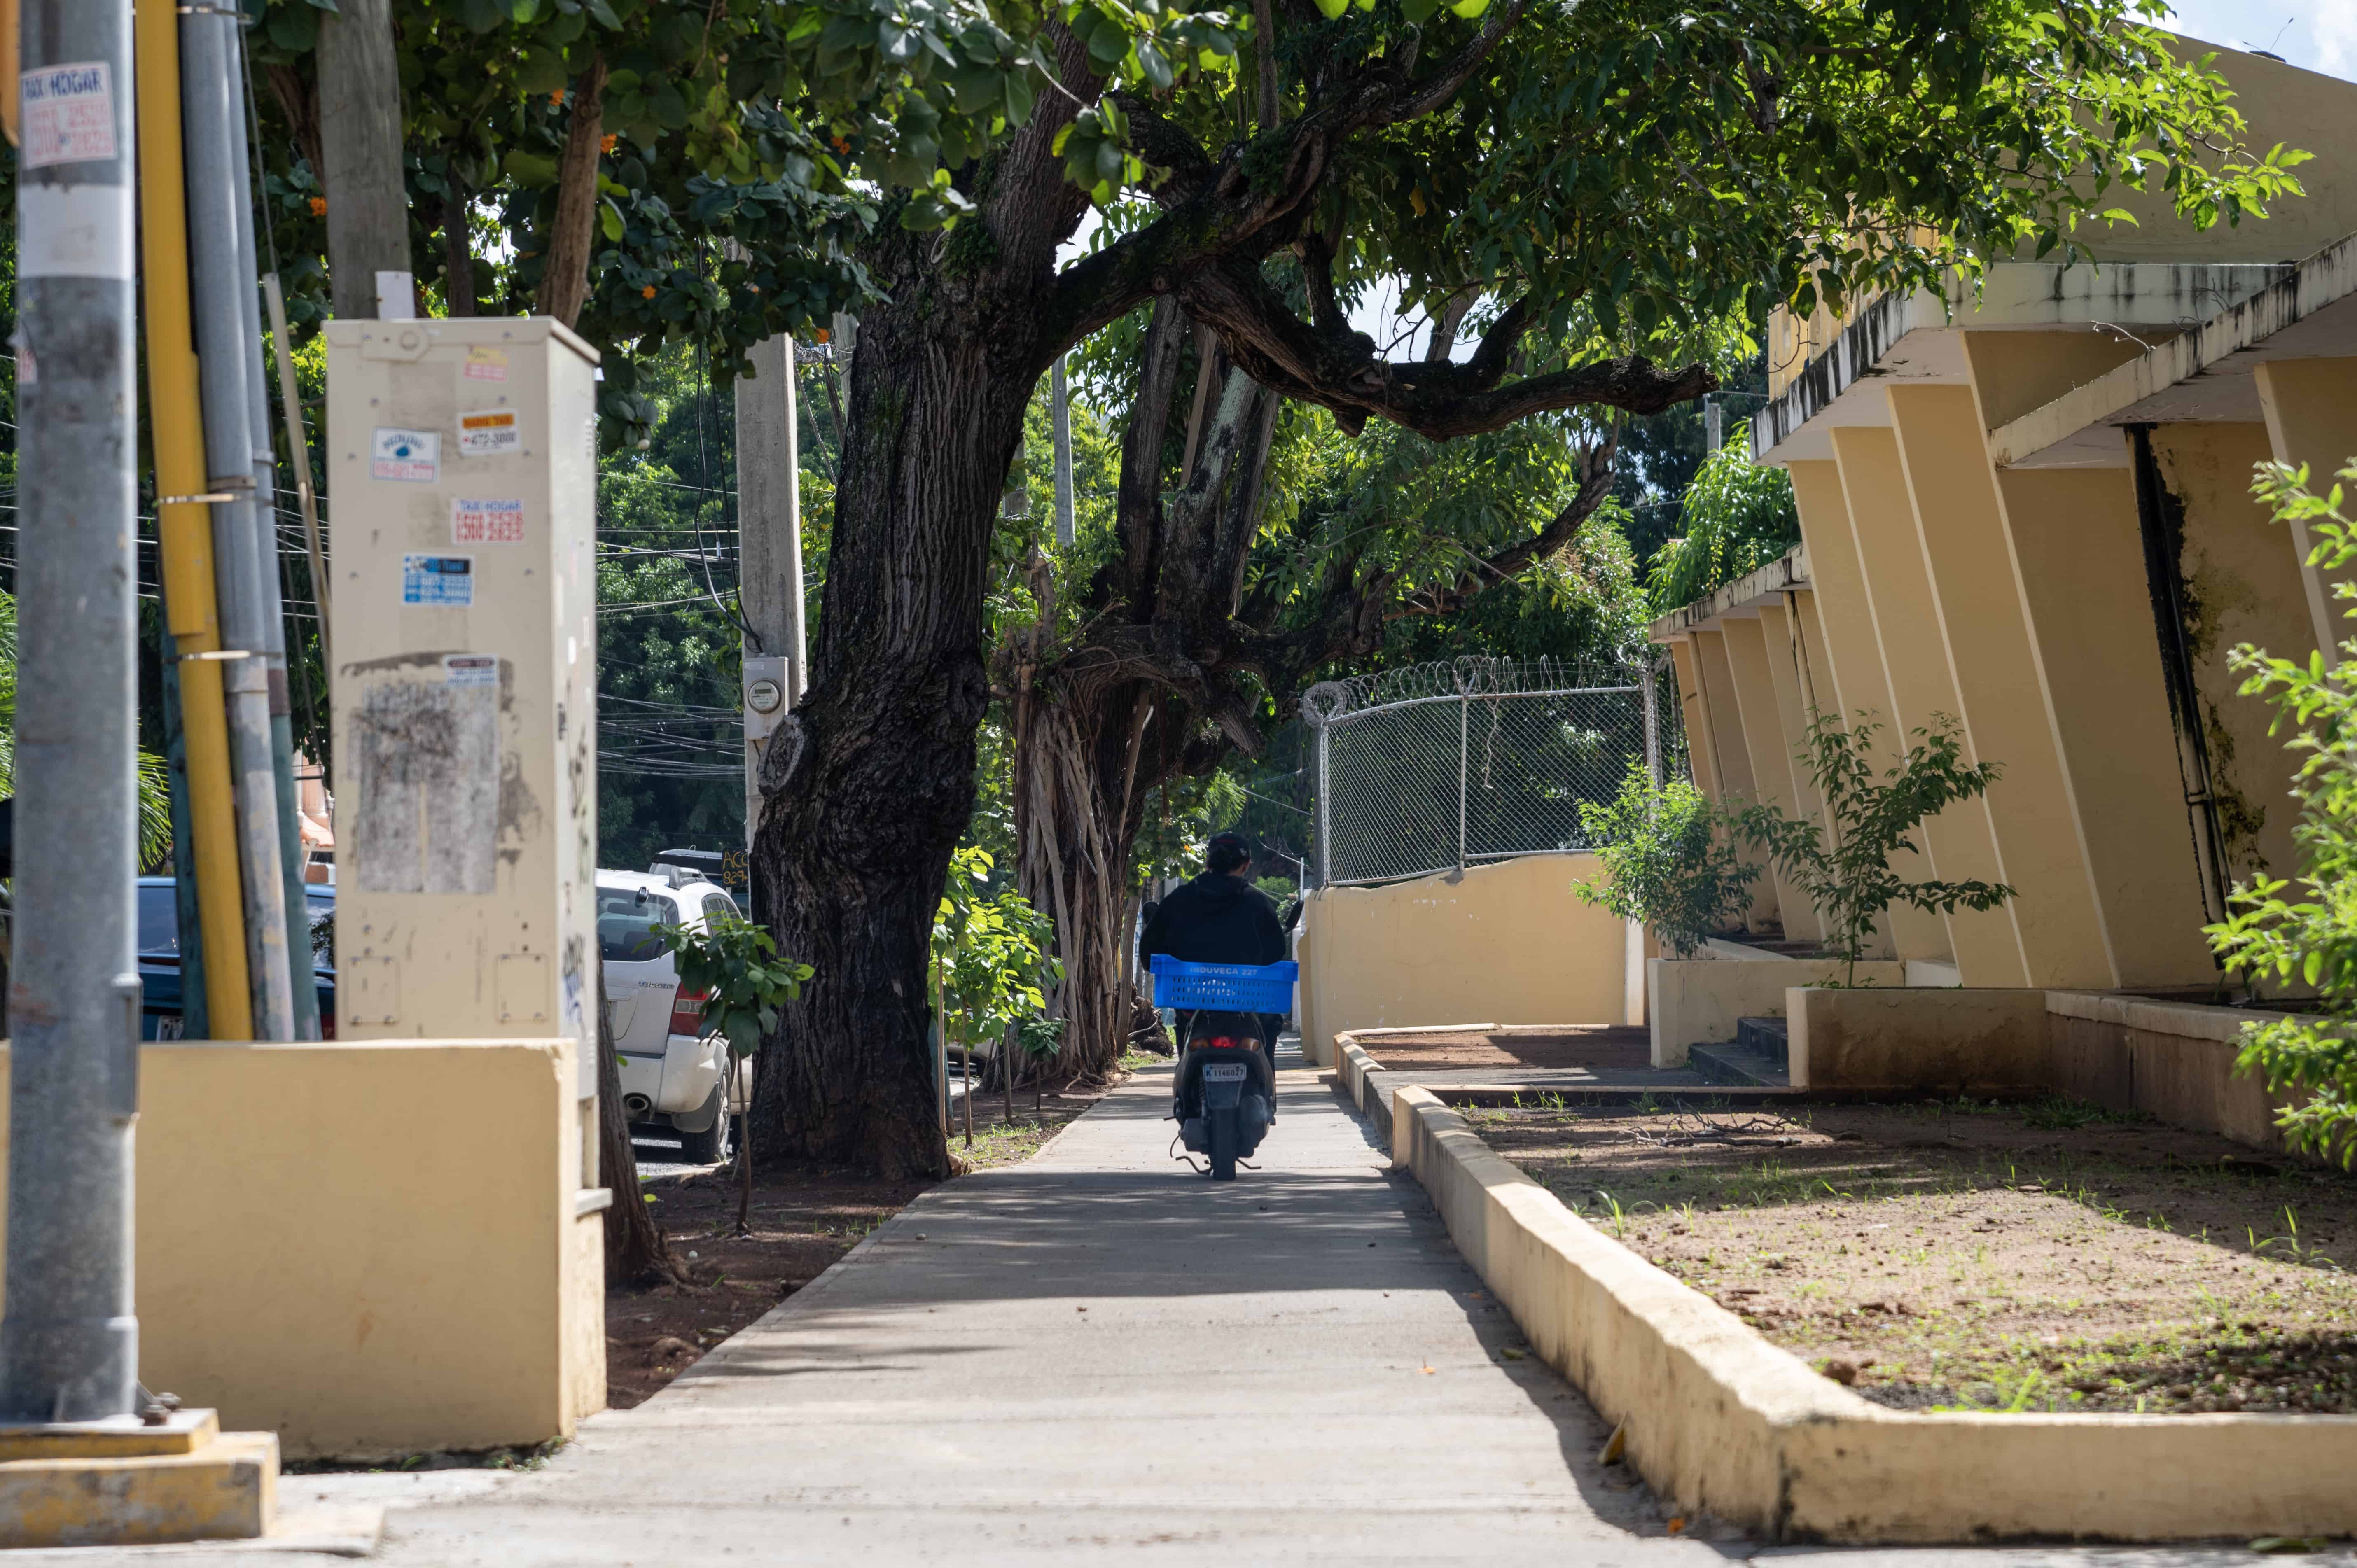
[{"left": 1139, "top": 833, "right": 1291, "bottom": 1179}]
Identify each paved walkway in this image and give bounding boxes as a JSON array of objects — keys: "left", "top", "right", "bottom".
[{"left": 49, "top": 1057, "right": 2278, "bottom": 1564}]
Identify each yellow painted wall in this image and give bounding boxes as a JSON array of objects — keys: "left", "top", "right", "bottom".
[
  {"left": 2254, "top": 357, "right": 2357, "bottom": 656},
  {"left": 0, "top": 1041, "right": 607, "bottom": 1461},
  {"left": 2148, "top": 422, "right": 2310, "bottom": 889},
  {"left": 1887, "top": 383, "right": 2112, "bottom": 988},
  {"left": 1787, "top": 461, "right": 1944, "bottom": 962},
  {"left": 1300, "top": 854, "right": 1630, "bottom": 1055},
  {"left": 1833, "top": 422, "right": 2025, "bottom": 983}
]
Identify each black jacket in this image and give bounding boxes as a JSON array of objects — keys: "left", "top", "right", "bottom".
[{"left": 1138, "top": 873, "right": 1287, "bottom": 974}]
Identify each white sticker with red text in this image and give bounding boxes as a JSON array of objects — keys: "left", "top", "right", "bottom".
[
  {"left": 452, "top": 497, "right": 525, "bottom": 545},
  {"left": 456, "top": 409, "right": 521, "bottom": 457}
]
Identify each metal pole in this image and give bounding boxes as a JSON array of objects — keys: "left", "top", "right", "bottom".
[
  {"left": 1314, "top": 718, "right": 1332, "bottom": 889},
  {"left": 4, "top": 2, "right": 143, "bottom": 1423},
  {"left": 1456, "top": 695, "right": 1469, "bottom": 873},
  {"left": 227, "top": 50, "right": 322, "bottom": 1041},
  {"left": 264, "top": 275, "right": 330, "bottom": 670},
  {"left": 1641, "top": 659, "right": 1662, "bottom": 791},
  {"left": 184, "top": 5, "right": 296, "bottom": 1040},
  {"left": 736, "top": 332, "right": 806, "bottom": 857},
  {"left": 1050, "top": 355, "right": 1075, "bottom": 549}
]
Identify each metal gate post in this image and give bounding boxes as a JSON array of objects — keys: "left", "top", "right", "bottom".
[
  {"left": 1641, "top": 658, "right": 1662, "bottom": 791},
  {"left": 1315, "top": 717, "right": 1332, "bottom": 888},
  {"left": 1456, "top": 693, "right": 1469, "bottom": 872}
]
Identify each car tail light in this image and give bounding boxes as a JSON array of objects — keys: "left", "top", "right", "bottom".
[{"left": 669, "top": 987, "right": 710, "bottom": 1038}]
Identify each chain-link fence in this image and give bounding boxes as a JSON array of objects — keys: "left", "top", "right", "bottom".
[{"left": 1303, "top": 655, "right": 1685, "bottom": 887}]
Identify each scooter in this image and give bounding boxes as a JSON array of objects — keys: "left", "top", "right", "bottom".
[{"left": 1149, "top": 956, "right": 1298, "bottom": 1181}]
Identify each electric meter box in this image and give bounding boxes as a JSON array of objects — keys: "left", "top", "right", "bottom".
[{"left": 325, "top": 319, "right": 598, "bottom": 1057}]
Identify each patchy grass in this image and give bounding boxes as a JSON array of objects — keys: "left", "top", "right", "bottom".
[{"left": 1478, "top": 1095, "right": 2357, "bottom": 1415}]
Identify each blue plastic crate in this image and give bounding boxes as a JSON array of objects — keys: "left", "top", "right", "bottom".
[{"left": 1149, "top": 956, "right": 1299, "bottom": 1012}]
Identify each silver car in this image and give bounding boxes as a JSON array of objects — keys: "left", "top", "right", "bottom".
[{"left": 597, "top": 866, "right": 748, "bottom": 1162}]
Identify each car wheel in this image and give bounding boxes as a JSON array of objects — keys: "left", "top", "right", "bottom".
[{"left": 673, "top": 1087, "right": 732, "bottom": 1165}]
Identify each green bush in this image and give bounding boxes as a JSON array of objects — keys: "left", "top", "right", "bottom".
[
  {"left": 2204, "top": 459, "right": 2357, "bottom": 1167},
  {"left": 1572, "top": 761, "right": 1759, "bottom": 957},
  {"left": 1735, "top": 713, "right": 2012, "bottom": 985}
]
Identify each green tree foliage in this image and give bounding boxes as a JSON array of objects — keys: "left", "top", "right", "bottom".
[
  {"left": 1737, "top": 714, "right": 2014, "bottom": 985},
  {"left": 2204, "top": 460, "right": 2357, "bottom": 1167},
  {"left": 1572, "top": 762, "right": 1759, "bottom": 957},
  {"left": 933, "top": 846, "right": 1063, "bottom": 1052},
  {"left": 656, "top": 911, "right": 812, "bottom": 1225},
  {"left": 1646, "top": 432, "right": 1801, "bottom": 613}
]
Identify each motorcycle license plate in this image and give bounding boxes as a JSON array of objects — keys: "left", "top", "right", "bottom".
[{"left": 1201, "top": 1060, "right": 1247, "bottom": 1110}]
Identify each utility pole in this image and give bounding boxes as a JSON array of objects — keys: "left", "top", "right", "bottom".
[
  {"left": 4, "top": 0, "right": 143, "bottom": 1422},
  {"left": 315, "top": 0, "right": 410, "bottom": 320},
  {"left": 185, "top": 5, "right": 297, "bottom": 1038},
  {"left": 1050, "top": 354, "right": 1075, "bottom": 549},
  {"left": 736, "top": 334, "right": 808, "bottom": 854}
]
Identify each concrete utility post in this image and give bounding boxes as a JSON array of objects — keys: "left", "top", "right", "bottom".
[
  {"left": 3, "top": 0, "right": 143, "bottom": 1423},
  {"left": 316, "top": 0, "right": 411, "bottom": 320},
  {"left": 736, "top": 333, "right": 808, "bottom": 853}
]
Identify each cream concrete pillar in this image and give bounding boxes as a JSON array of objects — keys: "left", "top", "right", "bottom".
[
  {"left": 1831, "top": 420, "right": 2028, "bottom": 987},
  {"left": 2254, "top": 357, "right": 2357, "bottom": 659},
  {"left": 1666, "top": 637, "right": 1724, "bottom": 803},
  {"left": 1885, "top": 383, "right": 2112, "bottom": 989},
  {"left": 1759, "top": 600, "right": 1828, "bottom": 832},
  {"left": 1786, "top": 460, "right": 1939, "bottom": 962},
  {"left": 1721, "top": 614, "right": 1822, "bottom": 941},
  {"left": 1692, "top": 628, "right": 1780, "bottom": 931},
  {"left": 2148, "top": 423, "right": 2314, "bottom": 892}
]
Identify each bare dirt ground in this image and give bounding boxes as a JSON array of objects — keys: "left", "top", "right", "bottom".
[
  {"left": 1360, "top": 1026, "right": 1652, "bottom": 1072},
  {"left": 1472, "top": 1093, "right": 2357, "bottom": 1414},
  {"left": 605, "top": 1060, "right": 1156, "bottom": 1408}
]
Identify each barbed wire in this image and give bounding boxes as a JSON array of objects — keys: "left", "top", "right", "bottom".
[{"left": 1301, "top": 652, "right": 1655, "bottom": 724}]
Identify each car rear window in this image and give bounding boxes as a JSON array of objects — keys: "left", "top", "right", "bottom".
[
  {"left": 702, "top": 892, "right": 740, "bottom": 924},
  {"left": 136, "top": 884, "right": 178, "bottom": 954},
  {"left": 597, "top": 888, "right": 675, "bottom": 962}
]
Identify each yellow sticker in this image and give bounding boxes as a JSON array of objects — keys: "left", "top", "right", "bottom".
[{"left": 464, "top": 345, "right": 509, "bottom": 382}]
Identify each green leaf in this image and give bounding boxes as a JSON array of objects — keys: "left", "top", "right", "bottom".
[
  {"left": 599, "top": 199, "right": 625, "bottom": 242},
  {"left": 1309, "top": 0, "right": 1347, "bottom": 18},
  {"left": 1446, "top": 0, "right": 1489, "bottom": 15}
]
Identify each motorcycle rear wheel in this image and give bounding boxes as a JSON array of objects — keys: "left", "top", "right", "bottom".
[{"left": 1209, "top": 1108, "right": 1238, "bottom": 1181}]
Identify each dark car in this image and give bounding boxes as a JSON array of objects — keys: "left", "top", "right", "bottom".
[{"left": 137, "top": 877, "right": 336, "bottom": 1039}]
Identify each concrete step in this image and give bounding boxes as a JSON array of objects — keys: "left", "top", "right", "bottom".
[
  {"left": 1687, "top": 1041, "right": 1789, "bottom": 1087},
  {"left": 1735, "top": 1015, "right": 1789, "bottom": 1069}
]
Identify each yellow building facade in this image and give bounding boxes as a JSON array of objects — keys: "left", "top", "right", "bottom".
[{"left": 1656, "top": 41, "right": 2357, "bottom": 995}]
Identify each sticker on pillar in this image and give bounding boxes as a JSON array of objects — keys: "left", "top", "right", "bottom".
[
  {"left": 370, "top": 427, "right": 441, "bottom": 482},
  {"left": 464, "top": 346, "right": 510, "bottom": 382},
  {"left": 402, "top": 553, "right": 474, "bottom": 607},
  {"left": 456, "top": 410, "right": 522, "bottom": 457},
  {"left": 442, "top": 653, "right": 498, "bottom": 687},
  {"left": 19, "top": 63, "right": 117, "bottom": 168},
  {"left": 451, "top": 497, "right": 525, "bottom": 544}
]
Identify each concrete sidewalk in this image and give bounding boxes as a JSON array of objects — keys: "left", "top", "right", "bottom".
[{"left": 32, "top": 1060, "right": 2284, "bottom": 1564}]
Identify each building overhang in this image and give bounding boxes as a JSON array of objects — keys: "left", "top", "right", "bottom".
[
  {"left": 1750, "top": 264, "right": 2288, "bottom": 465},
  {"left": 1988, "top": 231, "right": 2357, "bottom": 469},
  {"left": 1649, "top": 545, "right": 1810, "bottom": 644}
]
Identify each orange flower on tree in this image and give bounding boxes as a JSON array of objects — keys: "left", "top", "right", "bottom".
[
  {"left": 308, "top": 196, "right": 327, "bottom": 217},
  {"left": 641, "top": 285, "right": 656, "bottom": 299},
  {"left": 550, "top": 89, "right": 566, "bottom": 106},
  {"left": 600, "top": 134, "right": 617, "bottom": 154}
]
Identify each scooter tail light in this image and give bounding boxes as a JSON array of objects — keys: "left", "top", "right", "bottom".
[{"left": 669, "top": 987, "right": 710, "bottom": 1037}]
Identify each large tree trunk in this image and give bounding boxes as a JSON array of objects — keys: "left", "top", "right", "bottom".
[
  {"left": 535, "top": 55, "right": 607, "bottom": 329},
  {"left": 315, "top": 0, "right": 411, "bottom": 319},
  {"left": 747, "top": 247, "right": 1048, "bottom": 1178}
]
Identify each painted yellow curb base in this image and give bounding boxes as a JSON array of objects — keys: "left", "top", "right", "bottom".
[
  {"left": 1388, "top": 1083, "right": 2357, "bottom": 1542},
  {"left": 0, "top": 1416, "right": 276, "bottom": 1549}
]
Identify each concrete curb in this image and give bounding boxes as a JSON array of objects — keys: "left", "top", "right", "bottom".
[
  {"left": 1389, "top": 1084, "right": 2357, "bottom": 1544},
  {"left": 1335, "top": 1038, "right": 1397, "bottom": 1153}
]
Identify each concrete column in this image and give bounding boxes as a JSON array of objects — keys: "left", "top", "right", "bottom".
[
  {"left": 1759, "top": 599, "right": 1828, "bottom": 833},
  {"left": 1691, "top": 628, "right": 1780, "bottom": 931},
  {"left": 1666, "top": 637, "right": 1723, "bottom": 803},
  {"left": 1720, "top": 615, "right": 1821, "bottom": 940},
  {"left": 1786, "top": 459, "right": 1946, "bottom": 962},
  {"left": 1885, "top": 383, "right": 2112, "bottom": 989},
  {"left": 1831, "top": 420, "right": 2027, "bottom": 986},
  {"left": 2253, "top": 357, "right": 2357, "bottom": 659}
]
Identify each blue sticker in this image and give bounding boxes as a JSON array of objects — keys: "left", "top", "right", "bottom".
[{"left": 402, "top": 553, "right": 474, "bottom": 607}]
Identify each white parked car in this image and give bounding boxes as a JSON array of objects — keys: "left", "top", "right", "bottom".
[{"left": 598, "top": 863, "right": 748, "bottom": 1162}]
